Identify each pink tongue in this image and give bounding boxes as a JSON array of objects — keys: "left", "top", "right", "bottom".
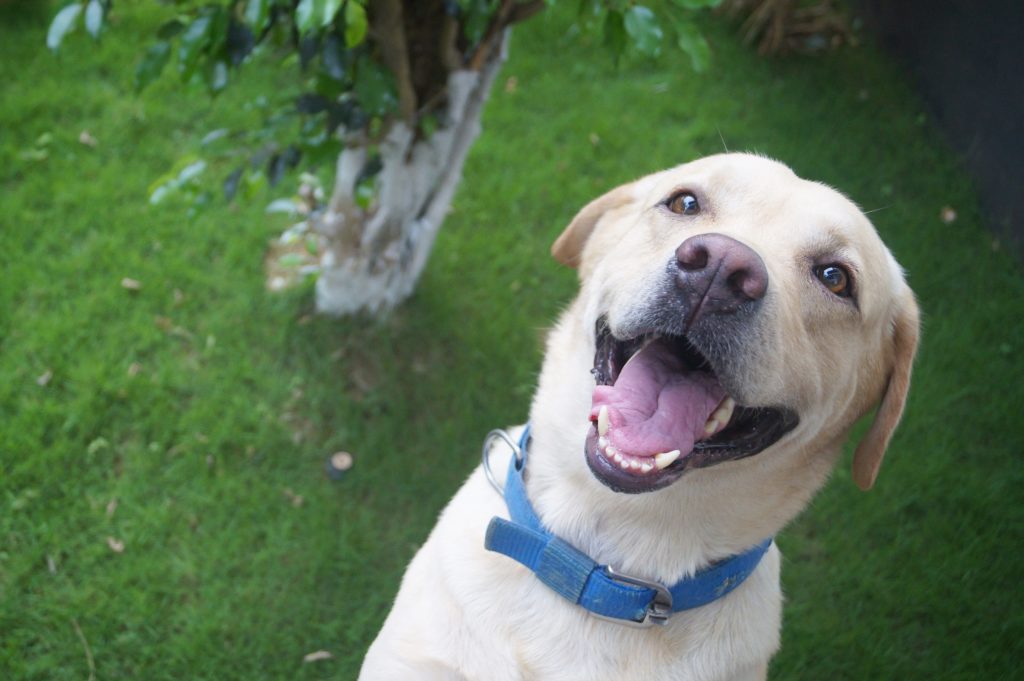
[{"left": 591, "top": 340, "right": 726, "bottom": 457}]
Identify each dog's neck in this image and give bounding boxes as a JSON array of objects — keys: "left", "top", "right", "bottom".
[{"left": 522, "top": 311, "right": 838, "bottom": 584}]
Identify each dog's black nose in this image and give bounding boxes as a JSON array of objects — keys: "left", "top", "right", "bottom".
[{"left": 675, "top": 234, "right": 768, "bottom": 315}]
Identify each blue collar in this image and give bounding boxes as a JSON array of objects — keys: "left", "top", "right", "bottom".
[{"left": 483, "top": 425, "right": 772, "bottom": 627}]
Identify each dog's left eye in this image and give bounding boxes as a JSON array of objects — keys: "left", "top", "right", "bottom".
[
  {"left": 666, "top": 191, "right": 700, "bottom": 216},
  {"left": 814, "top": 264, "right": 852, "bottom": 297}
]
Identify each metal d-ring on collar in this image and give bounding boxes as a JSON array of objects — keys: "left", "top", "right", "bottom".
[
  {"left": 482, "top": 427, "right": 526, "bottom": 496},
  {"left": 481, "top": 424, "right": 772, "bottom": 628}
]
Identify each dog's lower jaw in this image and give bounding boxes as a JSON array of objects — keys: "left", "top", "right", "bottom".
[{"left": 584, "top": 426, "right": 687, "bottom": 494}]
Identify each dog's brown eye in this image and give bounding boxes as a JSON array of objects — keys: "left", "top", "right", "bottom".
[
  {"left": 666, "top": 191, "right": 700, "bottom": 216},
  {"left": 814, "top": 264, "right": 852, "bottom": 297}
]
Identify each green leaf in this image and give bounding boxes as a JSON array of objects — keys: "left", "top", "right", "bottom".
[
  {"left": 200, "top": 128, "right": 230, "bottom": 145},
  {"left": 206, "top": 60, "right": 229, "bottom": 93},
  {"left": 135, "top": 41, "right": 171, "bottom": 92},
  {"left": 266, "top": 198, "right": 299, "bottom": 214},
  {"left": 178, "top": 161, "right": 206, "bottom": 184},
  {"left": 84, "top": 0, "right": 103, "bottom": 39},
  {"left": 602, "top": 10, "right": 626, "bottom": 61},
  {"left": 295, "top": 0, "right": 318, "bottom": 35},
  {"left": 205, "top": 6, "right": 229, "bottom": 59},
  {"left": 149, "top": 174, "right": 178, "bottom": 204},
  {"left": 674, "top": 19, "right": 711, "bottom": 72},
  {"left": 623, "top": 5, "right": 663, "bottom": 58},
  {"left": 157, "top": 19, "right": 185, "bottom": 40},
  {"left": 321, "top": 33, "right": 349, "bottom": 80},
  {"left": 267, "top": 152, "right": 287, "bottom": 187},
  {"left": 244, "top": 0, "right": 270, "bottom": 32},
  {"left": 149, "top": 157, "right": 207, "bottom": 204},
  {"left": 321, "top": 0, "right": 343, "bottom": 27},
  {"left": 47, "top": 3, "right": 83, "bottom": 51},
  {"left": 353, "top": 57, "right": 397, "bottom": 117},
  {"left": 178, "top": 15, "right": 213, "bottom": 80},
  {"left": 226, "top": 19, "right": 256, "bottom": 66},
  {"left": 344, "top": 1, "right": 367, "bottom": 47},
  {"left": 223, "top": 167, "right": 244, "bottom": 201}
]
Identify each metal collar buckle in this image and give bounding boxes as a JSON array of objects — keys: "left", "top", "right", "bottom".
[{"left": 598, "top": 566, "right": 674, "bottom": 627}]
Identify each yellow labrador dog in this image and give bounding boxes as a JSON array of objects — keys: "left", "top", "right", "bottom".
[{"left": 360, "top": 154, "right": 918, "bottom": 681}]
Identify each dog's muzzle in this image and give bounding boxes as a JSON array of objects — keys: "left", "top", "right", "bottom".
[{"left": 583, "top": 234, "right": 797, "bottom": 494}]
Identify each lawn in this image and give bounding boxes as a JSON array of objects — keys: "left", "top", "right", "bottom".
[{"left": 1, "top": 2, "right": 1022, "bottom": 679}]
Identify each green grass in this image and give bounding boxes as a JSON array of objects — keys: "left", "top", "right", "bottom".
[{"left": 2, "top": 2, "right": 1022, "bottom": 679}]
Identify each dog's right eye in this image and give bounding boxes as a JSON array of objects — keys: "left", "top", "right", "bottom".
[
  {"left": 814, "top": 264, "right": 853, "bottom": 297},
  {"left": 666, "top": 191, "right": 700, "bottom": 216}
]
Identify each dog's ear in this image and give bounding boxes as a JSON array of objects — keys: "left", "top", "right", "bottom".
[
  {"left": 551, "top": 183, "right": 636, "bottom": 268},
  {"left": 852, "top": 290, "right": 920, "bottom": 490}
]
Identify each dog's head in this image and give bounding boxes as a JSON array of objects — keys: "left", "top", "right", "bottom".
[{"left": 550, "top": 154, "right": 918, "bottom": 495}]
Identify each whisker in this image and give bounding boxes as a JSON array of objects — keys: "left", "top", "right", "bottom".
[{"left": 717, "top": 127, "right": 730, "bottom": 153}]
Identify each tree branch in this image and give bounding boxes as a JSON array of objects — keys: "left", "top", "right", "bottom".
[
  {"left": 322, "top": 144, "right": 367, "bottom": 251},
  {"left": 369, "top": 0, "right": 417, "bottom": 123},
  {"left": 466, "top": 1, "right": 542, "bottom": 71},
  {"left": 507, "top": 0, "right": 546, "bottom": 25},
  {"left": 409, "top": 32, "right": 509, "bottom": 285},
  {"left": 439, "top": 13, "right": 462, "bottom": 72}
]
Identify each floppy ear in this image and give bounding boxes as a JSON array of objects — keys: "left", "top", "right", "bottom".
[
  {"left": 852, "top": 290, "right": 920, "bottom": 490},
  {"left": 551, "top": 183, "right": 636, "bottom": 268}
]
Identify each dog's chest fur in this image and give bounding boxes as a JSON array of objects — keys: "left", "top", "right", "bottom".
[{"left": 411, "top": 459, "right": 783, "bottom": 681}]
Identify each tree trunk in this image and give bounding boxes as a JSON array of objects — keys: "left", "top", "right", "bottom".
[{"left": 313, "top": 32, "right": 508, "bottom": 316}]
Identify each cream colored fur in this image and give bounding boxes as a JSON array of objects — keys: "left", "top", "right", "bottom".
[{"left": 359, "top": 154, "right": 919, "bottom": 681}]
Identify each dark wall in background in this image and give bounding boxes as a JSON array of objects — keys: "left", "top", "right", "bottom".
[{"left": 855, "top": 0, "right": 1023, "bottom": 256}]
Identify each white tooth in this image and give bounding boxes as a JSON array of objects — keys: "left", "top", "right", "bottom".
[
  {"left": 629, "top": 459, "right": 641, "bottom": 471},
  {"left": 598, "top": 405, "right": 610, "bottom": 437},
  {"left": 640, "top": 462, "right": 653, "bottom": 473},
  {"left": 598, "top": 436, "right": 608, "bottom": 448},
  {"left": 654, "top": 450, "right": 680, "bottom": 470},
  {"left": 619, "top": 459, "right": 630, "bottom": 470},
  {"left": 704, "top": 418, "right": 719, "bottom": 436},
  {"left": 713, "top": 397, "right": 736, "bottom": 427},
  {"left": 612, "top": 452, "right": 623, "bottom": 463}
]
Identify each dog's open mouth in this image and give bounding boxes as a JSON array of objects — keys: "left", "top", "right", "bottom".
[{"left": 586, "top": 318, "right": 798, "bottom": 493}]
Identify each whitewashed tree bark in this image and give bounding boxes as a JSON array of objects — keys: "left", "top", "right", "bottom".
[{"left": 313, "top": 32, "right": 509, "bottom": 316}]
